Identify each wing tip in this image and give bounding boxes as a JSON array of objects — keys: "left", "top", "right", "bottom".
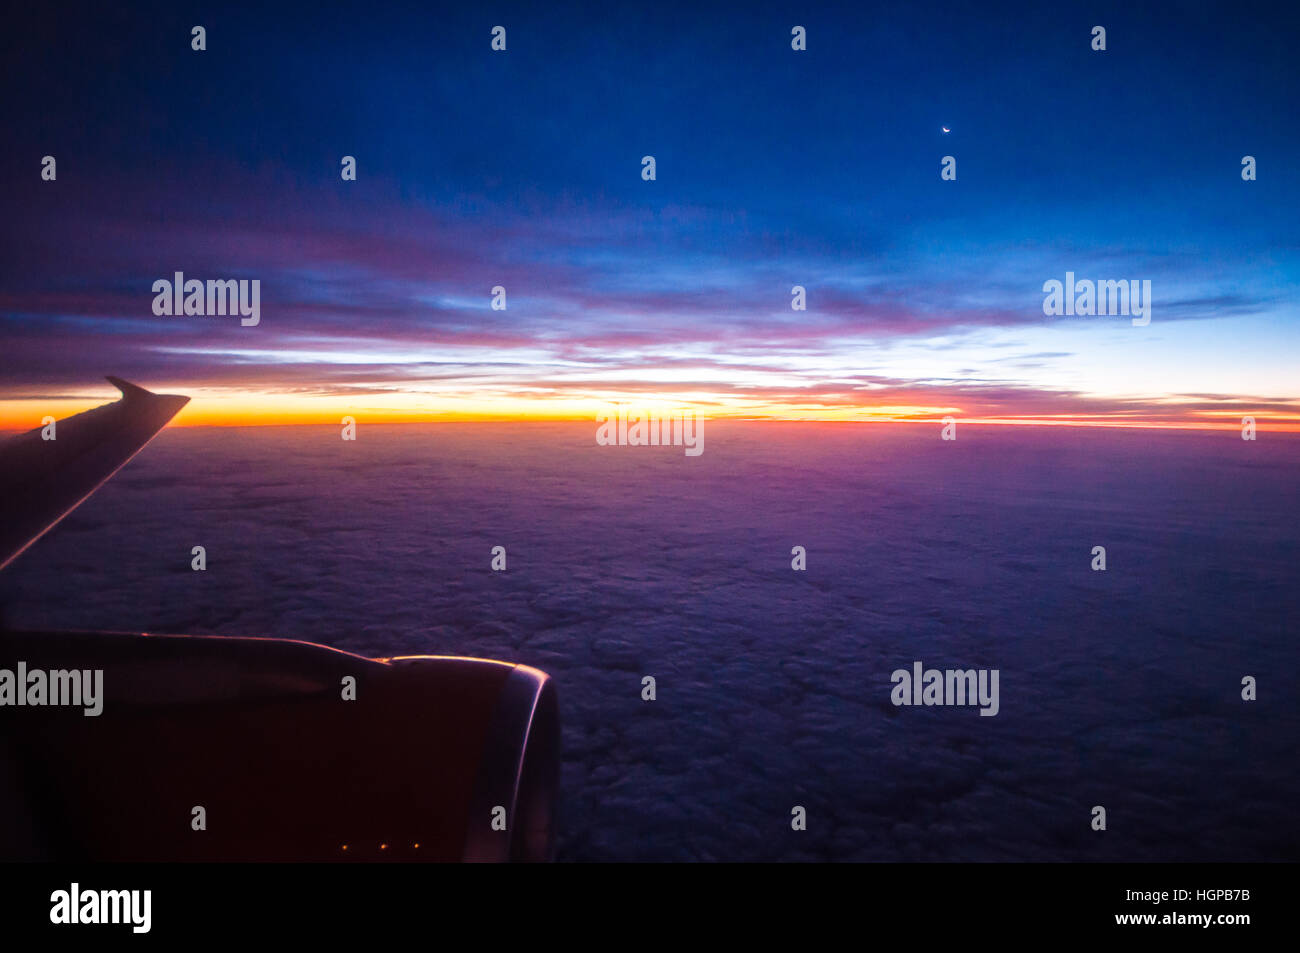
[
  {"left": 105, "top": 376, "right": 191, "bottom": 410},
  {"left": 105, "top": 375, "right": 151, "bottom": 400}
]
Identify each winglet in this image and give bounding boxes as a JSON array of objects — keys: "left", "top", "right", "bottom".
[{"left": 106, "top": 375, "right": 154, "bottom": 401}]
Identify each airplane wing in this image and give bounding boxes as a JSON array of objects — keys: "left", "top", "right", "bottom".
[
  {"left": 0, "top": 377, "right": 190, "bottom": 571},
  {"left": 0, "top": 380, "right": 560, "bottom": 862}
]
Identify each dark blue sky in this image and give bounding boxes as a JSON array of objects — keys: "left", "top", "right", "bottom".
[{"left": 2, "top": 0, "right": 1297, "bottom": 425}]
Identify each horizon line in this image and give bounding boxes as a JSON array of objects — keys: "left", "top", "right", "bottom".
[{"left": 2, "top": 411, "right": 1298, "bottom": 435}]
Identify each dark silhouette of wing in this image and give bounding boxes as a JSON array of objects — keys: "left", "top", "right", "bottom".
[{"left": 0, "top": 377, "right": 189, "bottom": 570}]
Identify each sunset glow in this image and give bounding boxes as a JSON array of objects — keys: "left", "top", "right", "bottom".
[{"left": 3, "top": 5, "right": 1297, "bottom": 435}]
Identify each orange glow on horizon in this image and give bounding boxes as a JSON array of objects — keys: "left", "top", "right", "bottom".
[{"left": 1, "top": 391, "right": 1298, "bottom": 433}]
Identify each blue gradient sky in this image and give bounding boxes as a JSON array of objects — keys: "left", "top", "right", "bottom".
[{"left": 1, "top": 0, "right": 1297, "bottom": 425}]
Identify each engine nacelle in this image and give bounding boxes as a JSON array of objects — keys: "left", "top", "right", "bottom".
[{"left": 0, "top": 630, "right": 560, "bottom": 862}]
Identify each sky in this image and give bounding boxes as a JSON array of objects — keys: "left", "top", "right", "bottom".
[{"left": 1, "top": 0, "right": 1298, "bottom": 428}]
